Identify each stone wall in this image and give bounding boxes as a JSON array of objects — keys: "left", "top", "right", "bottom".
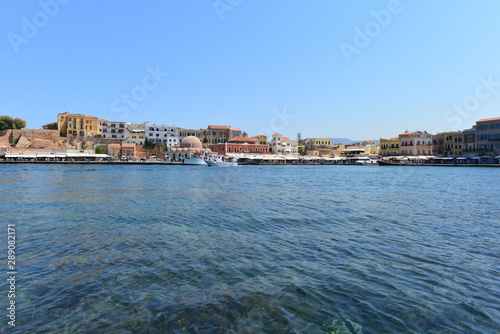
[{"left": 15, "top": 129, "right": 60, "bottom": 141}]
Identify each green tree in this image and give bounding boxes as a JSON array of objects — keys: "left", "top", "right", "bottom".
[
  {"left": 95, "top": 147, "right": 102, "bottom": 154},
  {"left": 144, "top": 137, "right": 156, "bottom": 149},
  {"left": 298, "top": 145, "right": 306, "bottom": 155},
  {"left": 0, "top": 116, "right": 26, "bottom": 130},
  {"left": 13, "top": 118, "right": 26, "bottom": 129},
  {"left": 47, "top": 123, "right": 58, "bottom": 130},
  {"left": 0, "top": 116, "right": 15, "bottom": 130},
  {"left": 297, "top": 133, "right": 304, "bottom": 146}
]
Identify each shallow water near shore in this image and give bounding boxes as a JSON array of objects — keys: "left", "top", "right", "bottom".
[{"left": 1, "top": 164, "right": 499, "bottom": 333}]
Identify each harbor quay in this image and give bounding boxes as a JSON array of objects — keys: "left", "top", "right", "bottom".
[{"left": 0, "top": 116, "right": 499, "bottom": 166}]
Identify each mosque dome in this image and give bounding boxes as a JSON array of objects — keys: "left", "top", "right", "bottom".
[{"left": 180, "top": 136, "right": 203, "bottom": 150}]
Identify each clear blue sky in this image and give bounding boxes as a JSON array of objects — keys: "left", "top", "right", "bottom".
[{"left": 1, "top": 0, "right": 500, "bottom": 140}]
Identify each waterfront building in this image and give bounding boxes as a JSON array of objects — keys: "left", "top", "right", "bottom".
[
  {"left": 144, "top": 122, "right": 178, "bottom": 147},
  {"left": 207, "top": 125, "right": 246, "bottom": 144},
  {"left": 340, "top": 146, "right": 366, "bottom": 157},
  {"left": 84, "top": 116, "right": 100, "bottom": 137},
  {"left": 304, "top": 138, "right": 333, "bottom": 156},
  {"left": 432, "top": 134, "right": 445, "bottom": 156},
  {"left": 209, "top": 137, "right": 269, "bottom": 155},
  {"left": 124, "top": 123, "right": 145, "bottom": 146},
  {"left": 444, "top": 131, "right": 463, "bottom": 157},
  {"left": 207, "top": 125, "right": 230, "bottom": 144},
  {"left": 463, "top": 127, "right": 476, "bottom": 155},
  {"left": 379, "top": 138, "right": 399, "bottom": 156},
  {"left": 101, "top": 120, "right": 125, "bottom": 140},
  {"left": 331, "top": 144, "right": 346, "bottom": 157},
  {"left": 58, "top": 112, "right": 85, "bottom": 138},
  {"left": 249, "top": 135, "right": 268, "bottom": 146},
  {"left": 398, "top": 131, "right": 432, "bottom": 156},
  {"left": 167, "top": 136, "right": 212, "bottom": 161},
  {"left": 57, "top": 112, "right": 101, "bottom": 138},
  {"left": 475, "top": 117, "right": 500, "bottom": 155},
  {"left": 178, "top": 128, "right": 206, "bottom": 144},
  {"left": 270, "top": 133, "right": 298, "bottom": 155}
]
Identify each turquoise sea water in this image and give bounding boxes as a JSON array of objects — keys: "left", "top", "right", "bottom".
[{"left": 0, "top": 165, "right": 499, "bottom": 333}]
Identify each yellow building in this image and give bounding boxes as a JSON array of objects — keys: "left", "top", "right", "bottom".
[
  {"left": 84, "top": 116, "right": 101, "bottom": 137},
  {"left": 249, "top": 135, "right": 268, "bottom": 145},
  {"left": 304, "top": 138, "right": 334, "bottom": 156},
  {"left": 58, "top": 112, "right": 100, "bottom": 138},
  {"left": 444, "top": 131, "right": 463, "bottom": 157},
  {"left": 379, "top": 137, "right": 399, "bottom": 156}
]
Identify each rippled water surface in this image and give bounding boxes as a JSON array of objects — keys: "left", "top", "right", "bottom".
[{"left": 1, "top": 165, "right": 499, "bottom": 333}]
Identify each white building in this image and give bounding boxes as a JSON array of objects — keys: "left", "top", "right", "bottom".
[
  {"left": 100, "top": 119, "right": 125, "bottom": 140},
  {"left": 145, "top": 122, "right": 179, "bottom": 147},
  {"left": 269, "top": 133, "right": 298, "bottom": 155},
  {"left": 124, "top": 123, "right": 145, "bottom": 146}
]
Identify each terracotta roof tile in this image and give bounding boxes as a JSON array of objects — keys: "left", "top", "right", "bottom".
[
  {"left": 209, "top": 125, "right": 229, "bottom": 130},
  {"left": 477, "top": 117, "right": 500, "bottom": 122}
]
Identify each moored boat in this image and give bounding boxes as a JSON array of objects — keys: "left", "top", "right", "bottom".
[
  {"left": 378, "top": 159, "right": 405, "bottom": 166},
  {"left": 181, "top": 156, "right": 207, "bottom": 166},
  {"left": 356, "top": 158, "right": 379, "bottom": 166},
  {"left": 204, "top": 155, "right": 238, "bottom": 167}
]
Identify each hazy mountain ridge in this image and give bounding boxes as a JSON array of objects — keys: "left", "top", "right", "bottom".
[{"left": 331, "top": 138, "right": 380, "bottom": 145}]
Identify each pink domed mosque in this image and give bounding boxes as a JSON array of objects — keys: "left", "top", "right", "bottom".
[{"left": 166, "top": 136, "right": 211, "bottom": 161}]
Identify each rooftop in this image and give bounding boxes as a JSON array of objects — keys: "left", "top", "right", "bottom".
[
  {"left": 477, "top": 117, "right": 500, "bottom": 123},
  {"left": 228, "top": 137, "right": 257, "bottom": 143},
  {"left": 209, "top": 125, "right": 229, "bottom": 130}
]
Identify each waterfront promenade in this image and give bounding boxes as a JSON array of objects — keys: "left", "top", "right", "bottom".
[{"left": 1, "top": 160, "right": 499, "bottom": 167}]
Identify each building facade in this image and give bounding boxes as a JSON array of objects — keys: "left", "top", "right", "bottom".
[
  {"left": 463, "top": 127, "right": 476, "bottom": 154},
  {"left": 399, "top": 131, "right": 432, "bottom": 156},
  {"left": 432, "top": 134, "right": 445, "bottom": 156},
  {"left": 101, "top": 120, "right": 125, "bottom": 140},
  {"left": 209, "top": 137, "right": 269, "bottom": 155},
  {"left": 207, "top": 125, "right": 231, "bottom": 144},
  {"left": 444, "top": 131, "right": 463, "bottom": 157},
  {"left": 58, "top": 112, "right": 85, "bottom": 138},
  {"left": 475, "top": 117, "right": 500, "bottom": 155},
  {"left": 304, "top": 138, "right": 334, "bottom": 156},
  {"left": 249, "top": 135, "right": 268, "bottom": 145},
  {"left": 124, "top": 123, "right": 145, "bottom": 145},
  {"left": 379, "top": 137, "right": 399, "bottom": 156},
  {"left": 270, "top": 133, "right": 298, "bottom": 155},
  {"left": 84, "top": 116, "right": 100, "bottom": 137},
  {"left": 144, "top": 122, "right": 179, "bottom": 147},
  {"left": 178, "top": 128, "right": 206, "bottom": 143}
]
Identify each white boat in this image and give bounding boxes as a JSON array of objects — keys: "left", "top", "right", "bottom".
[
  {"left": 356, "top": 158, "right": 379, "bottom": 166},
  {"left": 204, "top": 155, "right": 238, "bottom": 167},
  {"left": 181, "top": 156, "right": 207, "bottom": 166}
]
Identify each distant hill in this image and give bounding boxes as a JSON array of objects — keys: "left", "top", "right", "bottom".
[{"left": 331, "top": 138, "right": 379, "bottom": 145}]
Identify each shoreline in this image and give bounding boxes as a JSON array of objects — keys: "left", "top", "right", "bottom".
[{"left": 0, "top": 161, "right": 499, "bottom": 167}]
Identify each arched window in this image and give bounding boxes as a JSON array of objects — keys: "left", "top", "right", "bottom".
[
  {"left": 239, "top": 147, "right": 242, "bottom": 152},
  {"left": 227, "top": 146, "right": 231, "bottom": 153}
]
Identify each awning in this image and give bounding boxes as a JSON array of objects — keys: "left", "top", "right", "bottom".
[
  {"left": 6, "top": 153, "right": 37, "bottom": 158},
  {"left": 66, "top": 153, "right": 90, "bottom": 157},
  {"left": 36, "top": 153, "right": 66, "bottom": 158}
]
